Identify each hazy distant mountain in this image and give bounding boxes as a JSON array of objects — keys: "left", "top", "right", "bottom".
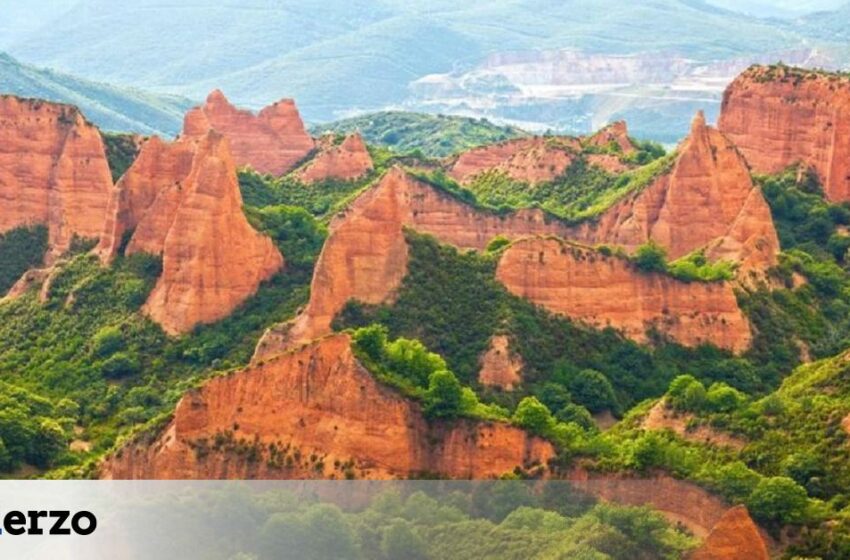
[
  {"left": 0, "top": 52, "right": 193, "bottom": 136},
  {"left": 706, "top": 0, "right": 845, "bottom": 17},
  {"left": 4, "top": 0, "right": 850, "bottom": 141}
]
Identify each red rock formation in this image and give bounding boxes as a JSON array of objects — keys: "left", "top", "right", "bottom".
[
  {"left": 691, "top": 505, "right": 770, "bottom": 560},
  {"left": 98, "top": 131, "right": 283, "bottom": 334},
  {"left": 478, "top": 334, "right": 523, "bottom": 390},
  {"left": 253, "top": 168, "right": 573, "bottom": 359},
  {"left": 575, "top": 112, "right": 779, "bottom": 279},
  {"left": 496, "top": 237, "right": 751, "bottom": 352},
  {"left": 101, "top": 334, "right": 554, "bottom": 480},
  {"left": 568, "top": 472, "right": 731, "bottom": 539},
  {"left": 586, "top": 153, "right": 631, "bottom": 174},
  {"left": 96, "top": 136, "right": 196, "bottom": 262},
  {"left": 719, "top": 65, "right": 850, "bottom": 202},
  {"left": 298, "top": 133, "right": 373, "bottom": 183},
  {"left": 182, "top": 90, "right": 314, "bottom": 176},
  {"left": 449, "top": 137, "right": 578, "bottom": 184},
  {"left": 0, "top": 95, "right": 113, "bottom": 259},
  {"left": 586, "top": 120, "right": 636, "bottom": 154}
]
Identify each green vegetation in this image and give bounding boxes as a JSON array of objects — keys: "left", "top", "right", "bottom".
[
  {"left": 121, "top": 484, "right": 696, "bottom": 559},
  {"left": 413, "top": 149, "right": 674, "bottom": 224},
  {"left": 0, "top": 382, "right": 71, "bottom": 472},
  {"left": 598, "top": 349, "right": 850, "bottom": 557},
  {"left": 102, "top": 132, "right": 141, "bottom": 182},
  {"left": 632, "top": 242, "right": 736, "bottom": 283},
  {"left": 311, "top": 111, "right": 526, "bottom": 157},
  {"left": 238, "top": 145, "right": 424, "bottom": 217},
  {"left": 351, "top": 324, "right": 507, "bottom": 422},
  {"left": 0, "top": 224, "right": 48, "bottom": 294},
  {"left": 0, "top": 203, "right": 326, "bottom": 476},
  {"left": 334, "top": 230, "right": 772, "bottom": 414},
  {"left": 739, "top": 168, "right": 850, "bottom": 380},
  {"left": 0, "top": 52, "right": 193, "bottom": 136}
]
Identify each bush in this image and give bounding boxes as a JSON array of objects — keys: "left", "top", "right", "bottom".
[
  {"left": 747, "top": 476, "right": 809, "bottom": 524},
  {"left": 91, "top": 326, "right": 126, "bottom": 358},
  {"left": 100, "top": 352, "right": 141, "bottom": 379},
  {"left": 512, "top": 397, "right": 556, "bottom": 436},
  {"left": 567, "top": 369, "right": 619, "bottom": 414},
  {"left": 666, "top": 375, "right": 707, "bottom": 412},
  {"left": 633, "top": 241, "right": 667, "bottom": 273},
  {"left": 423, "top": 370, "right": 463, "bottom": 419},
  {"left": 706, "top": 382, "right": 745, "bottom": 413}
]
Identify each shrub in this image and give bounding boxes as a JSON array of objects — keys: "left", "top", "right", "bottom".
[
  {"left": 706, "top": 382, "right": 745, "bottom": 413},
  {"left": 747, "top": 476, "right": 809, "bottom": 524},
  {"left": 91, "top": 326, "right": 126, "bottom": 358},
  {"left": 423, "top": 370, "right": 463, "bottom": 419},
  {"left": 567, "top": 369, "right": 619, "bottom": 413},
  {"left": 633, "top": 241, "right": 667, "bottom": 273},
  {"left": 666, "top": 375, "right": 707, "bottom": 412},
  {"left": 512, "top": 397, "right": 556, "bottom": 436},
  {"left": 100, "top": 352, "right": 141, "bottom": 379}
]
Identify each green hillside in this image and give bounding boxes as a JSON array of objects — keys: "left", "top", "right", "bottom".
[
  {"left": 5, "top": 1, "right": 840, "bottom": 120},
  {"left": 0, "top": 52, "right": 192, "bottom": 136},
  {"left": 311, "top": 112, "right": 526, "bottom": 157}
]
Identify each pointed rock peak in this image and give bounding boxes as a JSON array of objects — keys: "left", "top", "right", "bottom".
[
  {"left": 342, "top": 132, "right": 367, "bottom": 150},
  {"left": 588, "top": 120, "right": 636, "bottom": 153},
  {"left": 205, "top": 89, "right": 230, "bottom": 106},
  {"left": 691, "top": 110, "right": 708, "bottom": 133}
]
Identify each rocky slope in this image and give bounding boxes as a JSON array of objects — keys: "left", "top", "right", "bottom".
[
  {"left": 691, "top": 505, "right": 770, "bottom": 560},
  {"left": 719, "top": 65, "right": 850, "bottom": 202},
  {"left": 0, "top": 95, "right": 113, "bottom": 260},
  {"left": 297, "top": 133, "right": 373, "bottom": 183},
  {"left": 478, "top": 334, "right": 524, "bottom": 390},
  {"left": 496, "top": 237, "right": 751, "bottom": 352},
  {"left": 449, "top": 137, "right": 578, "bottom": 184},
  {"left": 182, "top": 90, "right": 314, "bottom": 176},
  {"left": 101, "top": 334, "right": 554, "bottom": 479},
  {"left": 585, "top": 120, "right": 636, "bottom": 154},
  {"left": 574, "top": 112, "right": 779, "bottom": 280},
  {"left": 253, "top": 168, "right": 573, "bottom": 359},
  {"left": 98, "top": 131, "right": 283, "bottom": 334}
]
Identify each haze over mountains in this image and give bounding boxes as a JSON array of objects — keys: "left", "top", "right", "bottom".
[{"left": 2, "top": 0, "right": 850, "bottom": 141}]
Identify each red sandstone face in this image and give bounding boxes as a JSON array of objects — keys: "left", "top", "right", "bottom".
[
  {"left": 719, "top": 65, "right": 850, "bottom": 202},
  {"left": 101, "top": 334, "right": 554, "bottom": 480},
  {"left": 573, "top": 111, "right": 779, "bottom": 280},
  {"left": 0, "top": 95, "right": 113, "bottom": 260},
  {"left": 449, "top": 137, "right": 578, "bottom": 184},
  {"left": 495, "top": 237, "right": 752, "bottom": 352},
  {"left": 585, "top": 120, "right": 636, "bottom": 154},
  {"left": 98, "top": 131, "right": 283, "bottom": 334},
  {"left": 691, "top": 505, "right": 770, "bottom": 560},
  {"left": 297, "top": 133, "right": 373, "bottom": 182},
  {"left": 182, "top": 89, "right": 315, "bottom": 176}
]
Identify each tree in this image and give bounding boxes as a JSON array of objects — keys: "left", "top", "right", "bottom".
[
  {"left": 91, "top": 325, "right": 126, "bottom": 358},
  {"left": 423, "top": 370, "right": 463, "bottom": 419},
  {"left": 747, "top": 476, "right": 809, "bottom": 524},
  {"left": 353, "top": 324, "right": 389, "bottom": 362},
  {"left": 706, "top": 382, "right": 745, "bottom": 412},
  {"left": 512, "top": 397, "right": 555, "bottom": 436},
  {"left": 666, "top": 374, "right": 707, "bottom": 412},
  {"left": 555, "top": 403, "right": 595, "bottom": 431},
  {"left": 385, "top": 338, "right": 447, "bottom": 387},
  {"left": 100, "top": 352, "right": 141, "bottom": 379},
  {"left": 381, "top": 520, "right": 429, "bottom": 560},
  {"left": 568, "top": 369, "right": 618, "bottom": 413},
  {"left": 534, "top": 383, "right": 573, "bottom": 413},
  {"left": 633, "top": 241, "right": 667, "bottom": 273}
]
